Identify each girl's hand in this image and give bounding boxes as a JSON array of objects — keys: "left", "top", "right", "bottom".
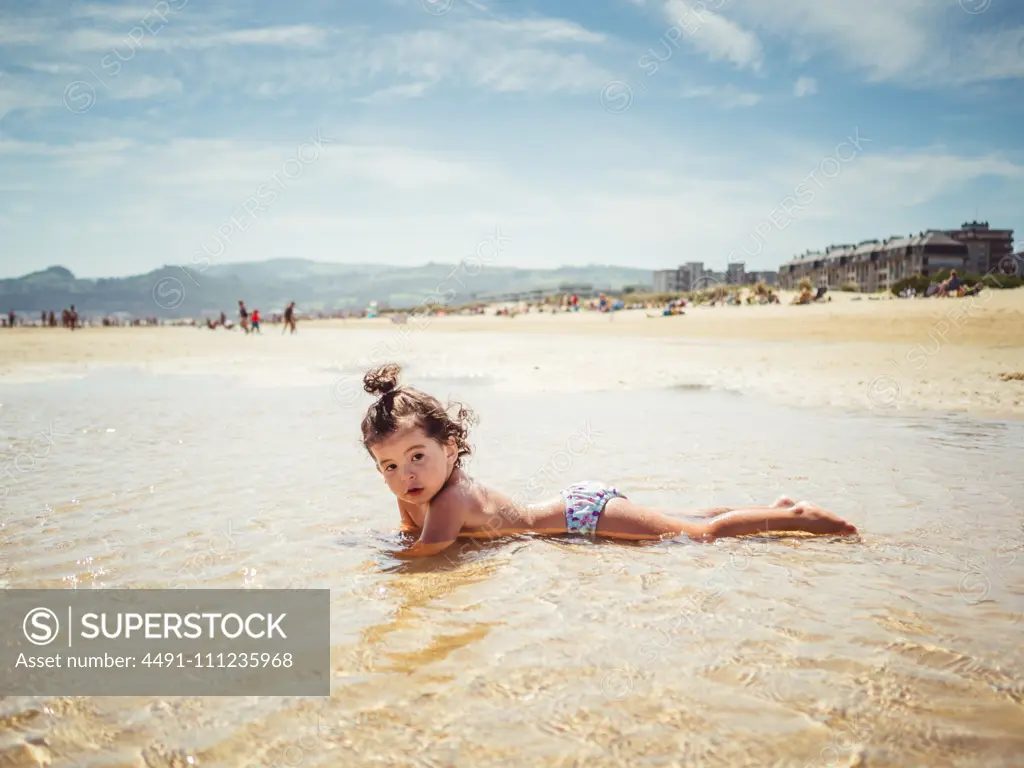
[{"left": 394, "top": 495, "right": 465, "bottom": 559}]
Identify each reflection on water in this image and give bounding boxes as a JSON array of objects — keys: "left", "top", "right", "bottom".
[{"left": 1, "top": 368, "right": 1022, "bottom": 767}]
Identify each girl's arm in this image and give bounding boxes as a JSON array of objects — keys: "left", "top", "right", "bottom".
[
  {"left": 396, "top": 500, "right": 420, "bottom": 533},
  {"left": 392, "top": 495, "right": 466, "bottom": 559}
]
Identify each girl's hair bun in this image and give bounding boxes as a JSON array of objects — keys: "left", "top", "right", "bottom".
[{"left": 363, "top": 363, "right": 401, "bottom": 397}]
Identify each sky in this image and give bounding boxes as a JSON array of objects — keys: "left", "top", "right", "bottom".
[{"left": 1, "top": 0, "right": 1023, "bottom": 278}]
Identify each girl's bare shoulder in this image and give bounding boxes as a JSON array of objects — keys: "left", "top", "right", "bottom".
[{"left": 436, "top": 474, "right": 492, "bottom": 509}]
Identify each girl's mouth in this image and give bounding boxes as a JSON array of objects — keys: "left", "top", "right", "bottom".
[{"left": 407, "top": 488, "right": 424, "bottom": 497}]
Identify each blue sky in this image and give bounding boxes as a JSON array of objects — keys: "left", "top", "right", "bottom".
[{"left": 1, "top": 0, "right": 1023, "bottom": 278}]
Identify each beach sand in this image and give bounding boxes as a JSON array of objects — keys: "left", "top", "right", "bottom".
[{"left": 3, "top": 287, "right": 1023, "bottom": 419}]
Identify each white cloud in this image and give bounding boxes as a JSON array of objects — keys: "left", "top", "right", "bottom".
[
  {"left": 662, "top": 0, "right": 764, "bottom": 72},
  {"left": 356, "top": 81, "right": 435, "bottom": 104},
  {"left": 836, "top": 150, "right": 1024, "bottom": 207},
  {"left": 2, "top": 7, "right": 616, "bottom": 111},
  {"left": 476, "top": 18, "right": 607, "bottom": 44},
  {"left": 0, "top": 70, "right": 57, "bottom": 121},
  {"left": 0, "top": 18, "right": 49, "bottom": 46},
  {"left": 681, "top": 84, "right": 761, "bottom": 107},
  {"left": 793, "top": 76, "right": 817, "bottom": 97},
  {"left": 4, "top": 136, "right": 489, "bottom": 191},
  {"left": 27, "top": 62, "right": 83, "bottom": 75},
  {"left": 70, "top": 3, "right": 166, "bottom": 23},
  {"left": 112, "top": 75, "right": 183, "bottom": 101},
  {"left": 211, "top": 26, "right": 328, "bottom": 48},
  {"left": 64, "top": 24, "right": 328, "bottom": 53},
  {"left": 727, "top": 0, "right": 1024, "bottom": 87},
  {"left": 241, "top": 19, "right": 615, "bottom": 99}
]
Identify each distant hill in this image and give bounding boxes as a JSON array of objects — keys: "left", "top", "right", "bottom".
[{"left": 0, "top": 261, "right": 654, "bottom": 317}]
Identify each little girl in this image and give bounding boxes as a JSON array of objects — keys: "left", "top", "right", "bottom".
[{"left": 359, "top": 364, "right": 858, "bottom": 559}]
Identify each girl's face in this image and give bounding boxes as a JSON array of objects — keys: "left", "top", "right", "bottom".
[{"left": 369, "top": 425, "right": 458, "bottom": 504}]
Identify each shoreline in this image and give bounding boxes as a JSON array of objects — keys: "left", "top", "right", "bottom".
[{"left": 2, "top": 289, "right": 1023, "bottom": 421}]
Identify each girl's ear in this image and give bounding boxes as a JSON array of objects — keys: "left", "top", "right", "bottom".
[{"left": 445, "top": 437, "right": 458, "bottom": 461}]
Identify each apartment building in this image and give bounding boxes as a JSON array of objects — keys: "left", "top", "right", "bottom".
[
  {"left": 726, "top": 262, "right": 745, "bottom": 284},
  {"left": 653, "top": 269, "right": 684, "bottom": 293},
  {"left": 943, "top": 221, "right": 1015, "bottom": 274},
  {"left": 778, "top": 231, "right": 971, "bottom": 292},
  {"left": 653, "top": 261, "right": 780, "bottom": 292},
  {"left": 744, "top": 270, "right": 778, "bottom": 287},
  {"left": 653, "top": 262, "right": 709, "bottom": 292}
]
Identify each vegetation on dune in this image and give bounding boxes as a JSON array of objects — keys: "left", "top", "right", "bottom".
[{"left": 890, "top": 269, "right": 1024, "bottom": 296}]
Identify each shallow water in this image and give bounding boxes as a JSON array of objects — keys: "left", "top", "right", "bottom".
[{"left": 1, "top": 352, "right": 1023, "bottom": 767}]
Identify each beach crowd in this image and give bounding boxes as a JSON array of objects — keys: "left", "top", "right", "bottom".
[{"left": 4, "top": 306, "right": 85, "bottom": 329}]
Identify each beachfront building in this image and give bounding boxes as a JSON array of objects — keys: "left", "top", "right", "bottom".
[
  {"left": 726, "top": 262, "right": 745, "bottom": 284},
  {"left": 701, "top": 270, "right": 726, "bottom": 287},
  {"left": 744, "top": 270, "right": 779, "bottom": 287},
  {"left": 653, "top": 262, "right": 708, "bottom": 292},
  {"left": 943, "top": 221, "right": 1015, "bottom": 274},
  {"left": 682, "top": 262, "right": 705, "bottom": 290},
  {"left": 653, "top": 269, "right": 685, "bottom": 293},
  {"left": 653, "top": 261, "right": 781, "bottom": 291},
  {"left": 778, "top": 231, "right": 971, "bottom": 292}
]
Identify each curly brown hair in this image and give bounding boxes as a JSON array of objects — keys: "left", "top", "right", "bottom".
[{"left": 360, "top": 363, "right": 476, "bottom": 467}]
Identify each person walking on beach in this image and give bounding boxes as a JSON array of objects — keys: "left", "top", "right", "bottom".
[
  {"left": 282, "top": 301, "right": 297, "bottom": 335},
  {"left": 238, "top": 300, "right": 250, "bottom": 334},
  {"left": 251, "top": 308, "right": 261, "bottom": 333},
  {"left": 68, "top": 305, "right": 78, "bottom": 331}
]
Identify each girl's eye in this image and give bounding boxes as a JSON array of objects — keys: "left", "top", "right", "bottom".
[
  {"left": 412, "top": 454, "right": 424, "bottom": 461},
  {"left": 385, "top": 464, "right": 396, "bottom": 472}
]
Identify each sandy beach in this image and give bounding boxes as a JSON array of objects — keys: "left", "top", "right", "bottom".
[
  {"left": 2, "top": 288, "right": 1023, "bottom": 767},
  {"left": 2, "top": 331, "right": 1023, "bottom": 768},
  {"left": 3, "top": 288, "right": 1023, "bottom": 419}
]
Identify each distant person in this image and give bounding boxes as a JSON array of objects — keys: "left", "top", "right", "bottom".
[
  {"left": 251, "top": 308, "right": 261, "bottom": 333},
  {"left": 937, "top": 270, "right": 965, "bottom": 297},
  {"left": 219, "top": 311, "right": 227, "bottom": 328},
  {"left": 282, "top": 301, "right": 297, "bottom": 335},
  {"left": 40, "top": 311, "right": 46, "bottom": 327},
  {"left": 7, "top": 310, "right": 14, "bottom": 328},
  {"left": 238, "top": 300, "right": 250, "bottom": 334},
  {"left": 68, "top": 305, "right": 78, "bottom": 331},
  {"left": 48, "top": 310, "right": 56, "bottom": 327}
]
